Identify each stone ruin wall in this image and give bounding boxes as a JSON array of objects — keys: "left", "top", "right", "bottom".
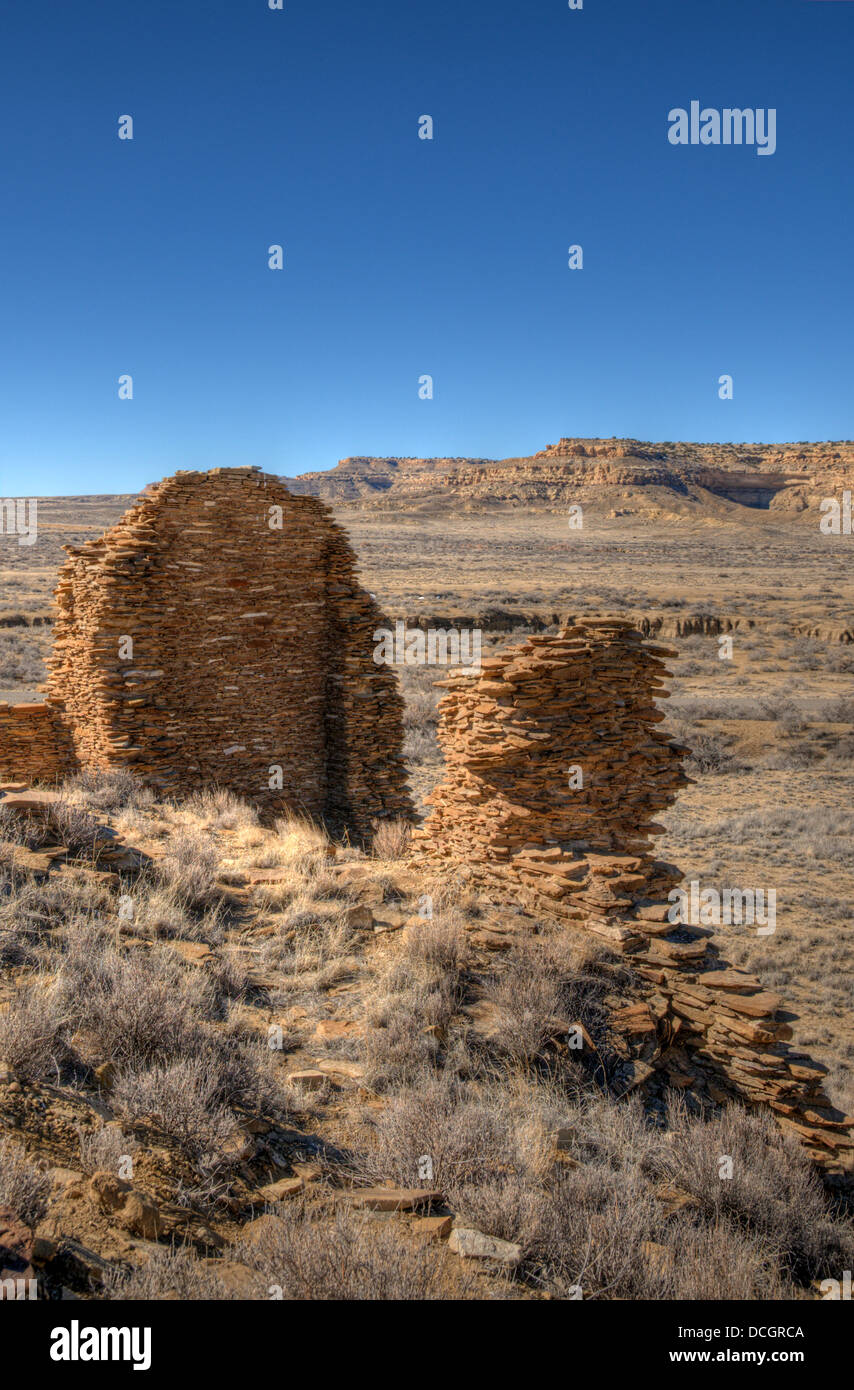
[
  {"left": 414, "top": 621, "right": 853, "bottom": 1179},
  {"left": 0, "top": 702, "right": 75, "bottom": 786},
  {"left": 1, "top": 467, "right": 411, "bottom": 843}
]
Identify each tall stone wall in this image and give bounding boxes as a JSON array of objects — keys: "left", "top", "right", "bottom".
[
  {"left": 10, "top": 466, "right": 410, "bottom": 841},
  {"left": 415, "top": 622, "right": 853, "bottom": 1178}
]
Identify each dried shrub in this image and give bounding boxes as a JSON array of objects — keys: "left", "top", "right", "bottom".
[
  {"left": 235, "top": 1200, "right": 475, "bottom": 1300},
  {"left": 152, "top": 829, "right": 220, "bottom": 906},
  {"left": 0, "top": 1139, "right": 51, "bottom": 1225},
  {"left": 104, "top": 1245, "right": 231, "bottom": 1300},
  {"left": 76, "top": 1124, "right": 138, "bottom": 1178},
  {"left": 0, "top": 981, "right": 71, "bottom": 1083},
  {"left": 112, "top": 1056, "right": 240, "bottom": 1166},
  {"left": 55, "top": 941, "right": 198, "bottom": 1069},
  {"left": 370, "top": 817, "right": 411, "bottom": 861},
  {"left": 63, "top": 768, "right": 152, "bottom": 814}
]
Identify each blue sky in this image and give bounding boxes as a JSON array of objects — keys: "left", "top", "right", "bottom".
[{"left": 0, "top": 0, "right": 851, "bottom": 495}]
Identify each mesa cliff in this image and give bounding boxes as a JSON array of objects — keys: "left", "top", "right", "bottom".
[{"left": 287, "top": 436, "right": 854, "bottom": 516}]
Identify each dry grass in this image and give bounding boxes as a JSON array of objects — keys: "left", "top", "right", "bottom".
[
  {"left": 233, "top": 1200, "right": 477, "bottom": 1300},
  {"left": 0, "top": 1138, "right": 51, "bottom": 1225}
]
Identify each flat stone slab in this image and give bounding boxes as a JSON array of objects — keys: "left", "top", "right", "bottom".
[
  {"left": 0, "top": 790, "right": 61, "bottom": 815},
  {"left": 346, "top": 1188, "right": 443, "bottom": 1212},
  {"left": 447, "top": 1228, "right": 522, "bottom": 1265},
  {"left": 256, "top": 1177, "right": 305, "bottom": 1202}
]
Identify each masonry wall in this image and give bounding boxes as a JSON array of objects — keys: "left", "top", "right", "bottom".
[
  {"left": 33, "top": 466, "right": 410, "bottom": 840},
  {"left": 415, "top": 623, "right": 853, "bottom": 1178},
  {"left": 0, "top": 702, "right": 76, "bottom": 784}
]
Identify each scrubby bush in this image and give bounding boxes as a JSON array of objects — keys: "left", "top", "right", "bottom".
[
  {"left": 370, "top": 817, "right": 411, "bottom": 861},
  {"left": 0, "top": 980, "right": 71, "bottom": 1082},
  {"left": 235, "top": 1201, "right": 475, "bottom": 1300},
  {"left": 104, "top": 1244, "right": 231, "bottom": 1300},
  {"left": 112, "top": 1056, "right": 240, "bottom": 1166},
  {"left": 0, "top": 1139, "right": 51, "bottom": 1225}
]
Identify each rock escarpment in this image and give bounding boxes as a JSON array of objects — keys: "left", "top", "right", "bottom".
[
  {"left": 415, "top": 623, "right": 853, "bottom": 1177},
  {"left": 1, "top": 467, "right": 411, "bottom": 842},
  {"left": 288, "top": 437, "right": 854, "bottom": 512}
]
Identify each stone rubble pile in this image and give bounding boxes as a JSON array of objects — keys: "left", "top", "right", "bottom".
[{"left": 415, "top": 622, "right": 853, "bottom": 1177}]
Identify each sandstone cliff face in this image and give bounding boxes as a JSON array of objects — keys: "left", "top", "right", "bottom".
[
  {"left": 288, "top": 437, "right": 854, "bottom": 514},
  {"left": 0, "top": 468, "right": 412, "bottom": 842},
  {"left": 415, "top": 624, "right": 853, "bottom": 1177},
  {"left": 287, "top": 456, "right": 493, "bottom": 502}
]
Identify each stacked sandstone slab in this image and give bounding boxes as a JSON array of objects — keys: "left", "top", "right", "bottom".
[
  {"left": 3, "top": 467, "right": 410, "bottom": 843},
  {"left": 0, "top": 703, "right": 75, "bottom": 785},
  {"left": 415, "top": 621, "right": 853, "bottom": 1177}
]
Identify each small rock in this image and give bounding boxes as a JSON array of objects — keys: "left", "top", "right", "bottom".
[
  {"left": 93, "top": 1061, "right": 116, "bottom": 1093},
  {"left": 469, "top": 930, "right": 514, "bottom": 951},
  {"left": 612, "top": 1060, "right": 656, "bottom": 1097},
  {"left": 344, "top": 905, "right": 374, "bottom": 931},
  {"left": 89, "top": 1172, "right": 131, "bottom": 1214},
  {"left": 313, "top": 1058, "right": 365, "bottom": 1081},
  {"left": 411, "top": 1215, "right": 453, "bottom": 1241},
  {"left": 48, "top": 1167, "right": 84, "bottom": 1192},
  {"left": 117, "top": 1191, "right": 163, "bottom": 1241},
  {"left": 448, "top": 1228, "right": 522, "bottom": 1266},
  {"left": 0, "top": 1206, "right": 34, "bottom": 1281},
  {"left": 286, "top": 1069, "right": 327, "bottom": 1090},
  {"left": 257, "top": 1177, "right": 304, "bottom": 1202},
  {"left": 221, "top": 1129, "right": 256, "bottom": 1163},
  {"left": 169, "top": 940, "right": 215, "bottom": 966},
  {"left": 371, "top": 907, "right": 409, "bottom": 933},
  {"left": 313, "top": 1019, "right": 361, "bottom": 1041},
  {"left": 346, "top": 1187, "right": 443, "bottom": 1212}
]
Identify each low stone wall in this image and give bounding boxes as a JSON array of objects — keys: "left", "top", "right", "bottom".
[
  {"left": 415, "top": 623, "right": 853, "bottom": 1178},
  {"left": 0, "top": 703, "right": 76, "bottom": 785}
]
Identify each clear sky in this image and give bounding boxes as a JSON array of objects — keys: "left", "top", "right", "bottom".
[{"left": 0, "top": 0, "right": 851, "bottom": 495}]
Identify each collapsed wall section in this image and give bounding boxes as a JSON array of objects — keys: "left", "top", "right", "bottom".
[{"left": 415, "top": 622, "right": 853, "bottom": 1177}]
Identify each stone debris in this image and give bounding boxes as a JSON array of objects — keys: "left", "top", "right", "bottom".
[
  {"left": 0, "top": 467, "right": 411, "bottom": 845},
  {"left": 88, "top": 1173, "right": 163, "bottom": 1241},
  {"left": 345, "top": 1187, "right": 443, "bottom": 1212},
  {"left": 285, "top": 1069, "right": 328, "bottom": 1090},
  {"left": 411, "top": 1214, "right": 453, "bottom": 1241},
  {"left": 256, "top": 1177, "right": 305, "bottom": 1202},
  {"left": 0, "top": 1206, "right": 35, "bottom": 1285},
  {"left": 447, "top": 1227, "right": 522, "bottom": 1266},
  {"left": 415, "top": 622, "right": 853, "bottom": 1177}
]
